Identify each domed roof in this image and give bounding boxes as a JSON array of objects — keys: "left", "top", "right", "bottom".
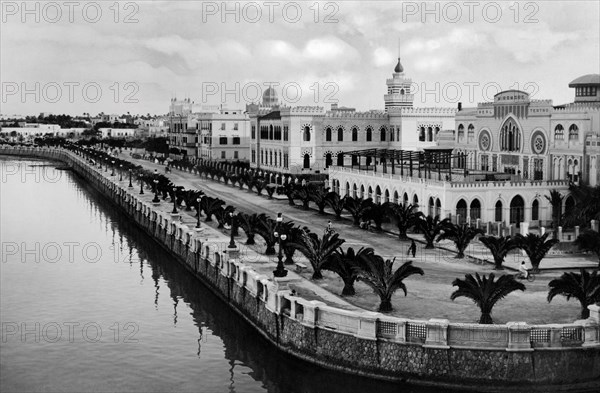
[
  {"left": 569, "top": 74, "right": 600, "bottom": 87},
  {"left": 262, "top": 86, "right": 278, "bottom": 106},
  {"left": 394, "top": 58, "right": 404, "bottom": 73}
]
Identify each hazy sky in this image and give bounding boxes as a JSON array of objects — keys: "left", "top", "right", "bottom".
[{"left": 1, "top": 0, "right": 599, "bottom": 117}]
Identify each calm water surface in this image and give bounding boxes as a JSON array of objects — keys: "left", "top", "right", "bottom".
[{"left": 0, "top": 157, "right": 449, "bottom": 393}]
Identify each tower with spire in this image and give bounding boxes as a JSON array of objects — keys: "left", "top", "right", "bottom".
[{"left": 384, "top": 54, "right": 414, "bottom": 111}]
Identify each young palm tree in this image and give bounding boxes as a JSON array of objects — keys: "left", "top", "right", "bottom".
[
  {"left": 385, "top": 202, "right": 419, "bottom": 240},
  {"left": 548, "top": 269, "right": 600, "bottom": 319},
  {"left": 293, "top": 186, "right": 312, "bottom": 210},
  {"left": 310, "top": 186, "right": 330, "bottom": 214},
  {"left": 479, "top": 235, "right": 517, "bottom": 270},
  {"left": 254, "top": 216, "right": 279, "bottom": 255},
  {"left": 200, "top": 196, "right": 225, "bottom": 222},
  {"left": 325, "top": 192, "right": 346, "bottom": 219},
  {"left": 513, "top": 233, "right": 559, "bottom": 272},
  {"left": 416, "top": 214, "right": 450, "bottom": 249},
  {"left": 343, "top": 197, "right": 373, "bottom": 226},
  {"left": 365, "top": 202, "right": 387, "bottom": 231},
  {"left": 354, "top": 255, "right": 424, "bottom": 312},
  {"left": 237, "top": 212, "right": 265, "bottom": 245},
  {"left": 290, "top": 231, "right": 345, "bottom": 279},
  {"left": 436, "top": 223, "right": 484, "bottom": 258},
  {"left": 324, "top": 246, "right": 375, "bottom": 296},
  {"left": 545, "top": 189, "right": 564, "bottom": 237},
  {"left": 451, "top": 273, "right": 525, "bottom": 324},
  {"left": 574, "top": 229, "right": 600, "bottom": 267},
  {"left": 563, "top": 184, "right": 600, "bottom": 227}
]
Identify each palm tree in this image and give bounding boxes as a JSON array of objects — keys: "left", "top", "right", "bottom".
[
  {"left": 436, "top": 223, "right": 484, "bottom": 258},
  {"left": 574, "top": 229, "right": 600, "bottom": 267},
  {"left": 545, "top": 190, "right": 564, "bottom": 238},
  {"left": 290, "top": 231, "right": 345, "bottom": 279},
  {"left": 451, "top": 273, "right": 525, "bottom": 324},
  {"left": 293, "top": 186, "right": 312, "bottom": 210},
  {"left": 416, "top": 214, "right": 450, "bottom": 249},
  {"left": 385, "top": 202, "right": 419, "bottom": 240},
  {"left": 200, "top": 196, "right": 225, "bottom": 222},
  {"left": 365, "top": 202, "right": 387, "bottom": 231},
  {"left": 513, "top": 233, "right": 559, "bottom": 272},
  {"left": 563, "top": 184, "right": 600, "bottom": 228},
  {"left": 324, "top": 246, "right": 375, "bottom": 296},
  {"left": 310, "top": 186, "right": 330, "bottom": 214},
  {"left": 237, "top": 212, "right": 264, "bottom": 245},
  {"left": 325, "top": 192, "right": 346, "bottom": 219},
  {"left": 254, "top": 216, "right": 279, "bottom": 255},
  {"left": 479, "top": 235, "right": 517, "bottom": 270},
  {"left": 354, "top": 256, "right": 424, "bottom": 312},
  {"left": 343, "top": 197, "right": 373, "bottom": 226},
  {"left": 548, "top": 269, "right": 600, "bottom": 319}
]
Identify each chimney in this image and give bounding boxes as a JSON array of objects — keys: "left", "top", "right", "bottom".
[{"left": 458, "top": 102, "right": 462, "bottom": 111}]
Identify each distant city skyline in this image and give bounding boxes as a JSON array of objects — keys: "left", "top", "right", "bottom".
[{"left": 2, "top": 1, "right": 599, "bottom": 116}]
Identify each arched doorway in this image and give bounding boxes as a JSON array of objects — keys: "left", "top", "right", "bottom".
[
  {"left": 428, "top": 197, "right": 435, "bottom": 217},
  {"left": 394, "top": 191, "right": 399, "bottom": 204},
  {"left": 325, "top": 153, "right": 332, "bottom": 168},
  {"left": 337, "top": 153, "right": 344, "bottom": 166},
  {"left": 456, "top": 199, "right": 467, "bottom": 224},
  {"left": 470, "top": 199, "right": 481, "bottom": 221},
  {"left": 303, "top": 154, "right": 310, "bottom": 169},
  {"left": 384, "top": 189, "right": 390, "bottom": 203},
  {"left": 495, "top": 201, "right": 503, "bottom": 222},
  {"left": 532, "top": 199, "right": 539, "bottom": 221},
  {"left": 368, "top": 186, "right": 373, "bottom": 200},
  {"left": 345, "top": 182, "right": 350, "bottom": 196},
  {"left": 435, "top": 199, "right": 441, "bottom": 217},
  {"left": 353, "top": 184, "right": 358, "bottom": 198},
  {"left": 403, "top": 192, "right": 409, "bottom": 206},
  {"left": 360, "top": 185, "right": 365, "bottom": 199},
  {"left": 510, "top": 195, "right": 524, "bottom": 225},
  {"left": 564, "top": 196, "right": 575, "bottom": 216},
  {"left": 413, "top": 195, "right": 419, "bottom": 210},
  {"left": 375, "top": 186, "right": 381, "bottom": 203}
]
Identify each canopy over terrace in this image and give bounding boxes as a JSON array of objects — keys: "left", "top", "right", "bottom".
[{"left": 339, "top": 147, "right": 507, "bottom": 182}]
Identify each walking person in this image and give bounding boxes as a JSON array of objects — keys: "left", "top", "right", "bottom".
[{"left": 410, "top": 240, "right": 417, "bottom": 258}]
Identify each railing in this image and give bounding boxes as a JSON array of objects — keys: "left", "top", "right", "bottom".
[{"left": 3, "top": 145, "right": 599, "bottom": 355}]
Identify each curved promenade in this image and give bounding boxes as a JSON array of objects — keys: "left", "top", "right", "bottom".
[{"left": 2, "top": 145, "right": 599, "bottom": 391}]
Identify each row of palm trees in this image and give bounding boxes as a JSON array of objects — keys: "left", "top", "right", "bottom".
[{"left": 66, "top": 143, "right": 600, "bottom": 324}]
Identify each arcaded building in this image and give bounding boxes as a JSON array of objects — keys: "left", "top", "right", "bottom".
[{"left": 328, "top": 74, "right": 600, "bottom": 229}]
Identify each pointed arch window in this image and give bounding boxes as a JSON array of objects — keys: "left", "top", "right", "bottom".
[{"left": 500, "top": 118, "right": 520, "bottom": 152}]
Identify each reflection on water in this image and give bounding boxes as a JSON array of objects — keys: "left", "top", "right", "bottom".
[{"left": 0, "top": 157, "right": 450, "bottom": 393}]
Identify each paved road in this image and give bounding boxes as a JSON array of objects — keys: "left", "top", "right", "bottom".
[{"left": 128, "top": 157, "right": 586, "bottom": 324}]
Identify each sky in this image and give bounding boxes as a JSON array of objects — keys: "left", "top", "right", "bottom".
[{"left": 1, "top": 0, "right": 599, "bottom": 117}]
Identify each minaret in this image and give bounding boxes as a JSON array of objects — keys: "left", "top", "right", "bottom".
[{"left": 384, "top": 46, "right": 414, "bottom": 111}]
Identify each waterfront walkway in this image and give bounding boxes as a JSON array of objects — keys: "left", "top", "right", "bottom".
[{"left": 127, "top": 157, "right": 596, "bottom": 324}]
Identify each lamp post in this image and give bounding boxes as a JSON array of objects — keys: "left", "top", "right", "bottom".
[
  {"left": 195, "top": 196, "right": 203, "bottom": 229},
  {"left": 119, "top": 164, "right": 123, "bottom": 181},
  {"left": 273, "top": 212, "right": 288, "bottom": 277},
  {"left": 228, "top": 211, "right": 237, "bottom": 248},
  {"left": 152, "top": 170, "right": 160, "bottom": 203},
  {"left": 171, "top": 187, "right": 178, "bottom": 214},
  {"left": 139, "top": 174, "right": 144, "bottom": 195},
  {"left": 111, "top": 160, "right": 115, "bottom": 176},
  {"left": 128, "top": 169, "right": 133, "bottom": 188}
]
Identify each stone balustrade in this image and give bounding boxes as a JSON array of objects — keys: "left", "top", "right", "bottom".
[{"left": 2, "top": 144, "right": 599, "bottom": 388}]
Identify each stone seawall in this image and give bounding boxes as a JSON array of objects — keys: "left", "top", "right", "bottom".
[{"left": 3, "top": 146, "right": 599, "bottom": 391}]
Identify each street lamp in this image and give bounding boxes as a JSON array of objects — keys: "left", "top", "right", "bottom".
[
  {"left": 195, "top": 196, "right": 203, "bottom": 229},
  {"left": 152, "top": 170, "right": 160, "bottom": 203},
  {"left": 111, "top": 160, "right": 115, "bottom": 176},
  {"left": 119, "top": 164, "right": 123, "bottom": 181},
  {"left": 128, "top": 169, "right": 133, "bottom": 187},
  {"left": 139, "top": 174, "right": 144, "bottom": 195},
  {"left": 171, "top": 187, "right": 178, "bottom": 214},
  {"left": 228, "top": 211, "right": 238, "bottom": 248},
  {"left": 273, "top": 212, "right": 288, "bottom": 277}
]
